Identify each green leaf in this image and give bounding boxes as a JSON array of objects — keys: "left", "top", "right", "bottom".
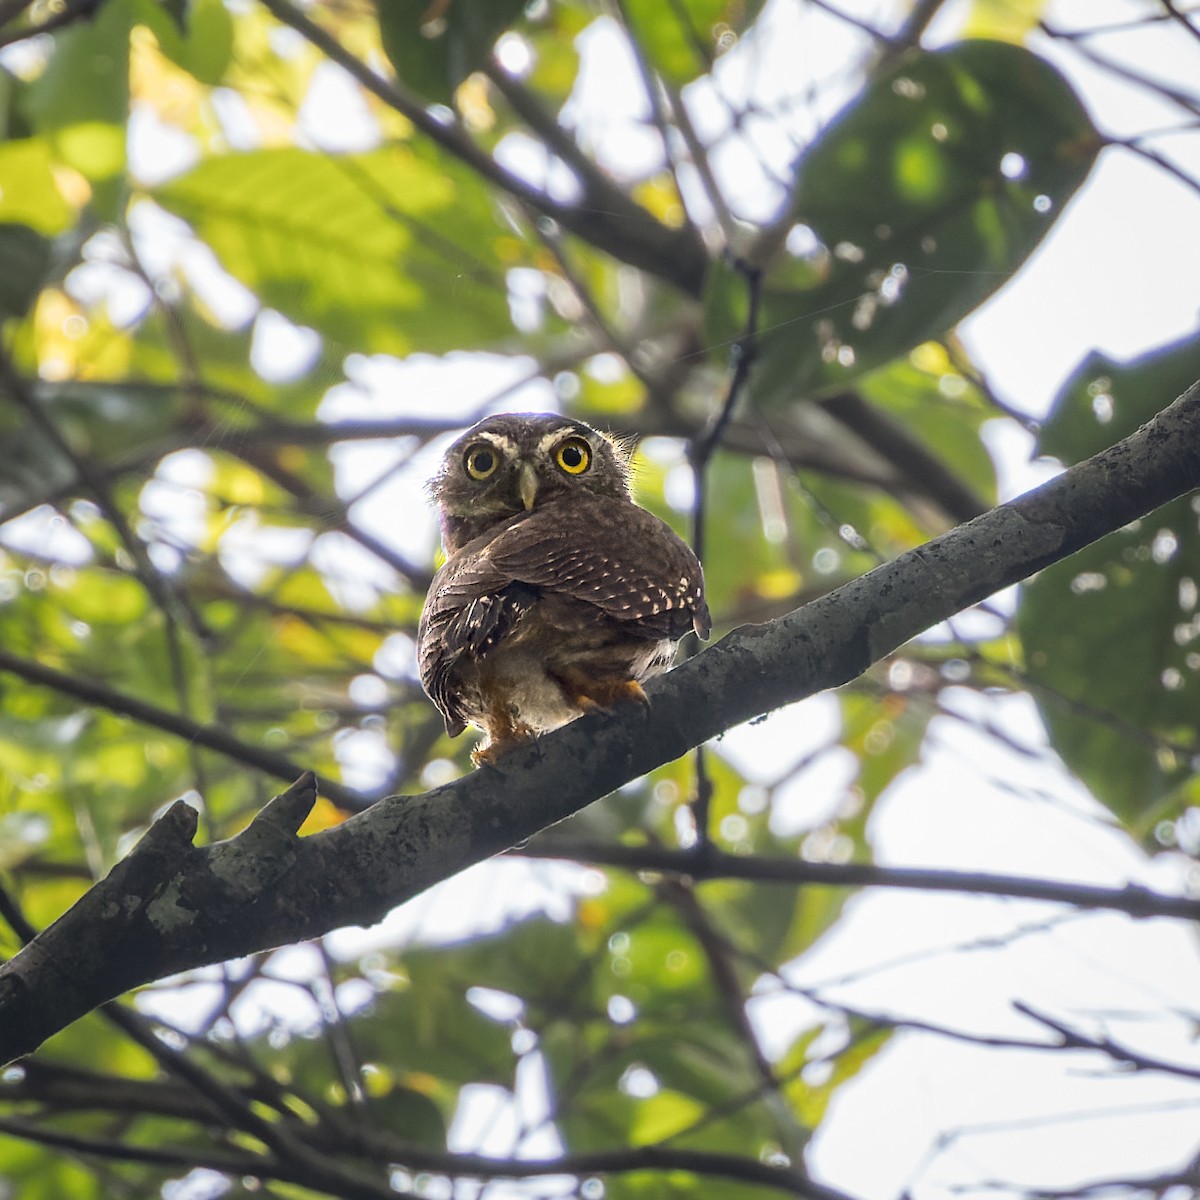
[
  {"left": 19, "top": 0, "right": 132, "bottom": 217},
  {"left": 780, "top": 1020, "right": 891, "bottom": 1127},
  {"left": 712, "top": 40, "right": 1098, "bottom": 400},
  {"left": 964, "top": 0, "right": 1051, "bottom": 41},
  {"left": 619, "top": 0, "right": 764, "bottom": 86},
  {"left": 1018, "top": 333, "right": 1200, "bottom": 832},
  {"left": 133, "top": 0, "right": 235, "bottom": 86},
  {"left": 351, "top": 950, "right": 519, "bottom": 1088},
  {"left": 841, "top": 682, "right": 935, "bottom": 807},
  {"left": 0, "top": 139, "right": 73, "bottom": 234},
  {"left": 0, "top": 223, "right": 51, "bottom": 318},
  {"left": 153, "top": 146, "right": 515, "bottom": 356},
  {"left": 377, "top": 0, "right": 528, "bottom": 104},
  {"left": 856, "top": 349, "right": 996, "bottom": 511},
  {"left": 525, "top": 4, "right": 588, "bottom": 100},
  {"left": 1038, "top": 334, "right": 1200, "bottom": 462},
  {"left": 0, "top": 1139, "right": 105, "bottom": 1200}
]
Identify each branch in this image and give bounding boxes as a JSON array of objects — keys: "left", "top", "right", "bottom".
[
  {"left": 0, "top": 0, "right": 99, "bottom": 50},
  {"left": 514, "top": 840, "right": 1200, "bottom": 921},
  {"left": 1, "top": 381, "right": 1198, "bottom": 1064},
  {"left": 1018, "top": 1166, "right": 1200, "bottom": 1200},
  {"left": 1014, "top": 1001, "right": 1200, "bottom": 1082},
  {"left": 0, "top": 1110, "right": 852, "bottom": 1198},
  {"left": 0, "top": 648, "right": 369, "bottom": 810}
]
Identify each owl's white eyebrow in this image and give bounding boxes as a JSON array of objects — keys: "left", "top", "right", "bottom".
[
  {"left": 470, "top": 432, "right": 517, "bottom": 454},
  {"left": 536, "top": 428, "right": 584, "bottom": 454}
]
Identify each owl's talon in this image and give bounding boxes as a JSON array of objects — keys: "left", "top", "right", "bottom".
[
  {"left": 558, "top": 674, "right": 648, "bottom": 713},
  {"left": 471, "top": 722, "right": 537, "bottom": 766}
]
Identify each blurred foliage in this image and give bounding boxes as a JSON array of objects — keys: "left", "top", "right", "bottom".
[
  {"left": 1020, "top": 332, "right": 1200, "bottom": 836},
  {"left": 708, "top": 39, "right": 1098, "bottom": 400},
  {"left": 0, "top": 0, "right": 1195, "bottom": 1197},
  {"left": 378, "top": 0, "right": 528, "bottom": 104}
]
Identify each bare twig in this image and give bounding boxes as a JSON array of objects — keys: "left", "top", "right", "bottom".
[
  {"left": 518, "top": 838, "right": 1200, "bottom": 922},
  {"left": 689, "top": 261, "right": 763, "bottom": 844},
  {"left": 1161, "top": 0, "right": 1200, "bottom": 45},
  {"left": 1014, "top": 1001, "right": 1200, "bottom": 1082}
]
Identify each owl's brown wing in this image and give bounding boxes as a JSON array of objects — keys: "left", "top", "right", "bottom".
[
  {"left": 418, "top": 557, "right": 538, "bottom": 735},
  {"left": 487, "top": 495, "right": 711, "bottom": 640},
  {"left": 418, "top": 496, "right": 710, "bottom": 736}
]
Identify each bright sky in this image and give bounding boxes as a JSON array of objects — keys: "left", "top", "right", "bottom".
[{"left": 95, "top": 0, "right": 1200, "bottom": 1196}]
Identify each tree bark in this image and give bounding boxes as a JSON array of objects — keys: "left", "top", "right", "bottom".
[{"left": 1, "top": 380, "right": 1198, "bottom": 1066}]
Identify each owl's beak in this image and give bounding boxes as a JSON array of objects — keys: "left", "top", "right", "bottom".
[{"left": 517, "top": 461, "right": 538, "bottom": 511}]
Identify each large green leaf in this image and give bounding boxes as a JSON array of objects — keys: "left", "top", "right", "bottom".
[
  {"left": 152, "top": 146, "right": 515, "bottom": 357},
  {"left": 710, "top": 40, "right": 1098, "bottom": 400},
  {"left": 18, "top": 0, "right": 131, "bottom": 217},
  {"left": 377, "top": 0, "right": 528, "bottom": 104},
  {"left": 1018, "top": 332, "right": 1200, "bottom": 831}
]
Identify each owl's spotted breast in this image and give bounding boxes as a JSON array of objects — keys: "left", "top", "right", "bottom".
[{"left": 417, "top": 413, "right": 710, "bottom": 762}]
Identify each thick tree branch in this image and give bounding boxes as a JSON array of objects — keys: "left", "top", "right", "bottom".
[{"left": 1, "top": 381, "right": 1198, "bottom": 1065}]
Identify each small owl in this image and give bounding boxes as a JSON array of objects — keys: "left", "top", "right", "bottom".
[{"left": 418, "top": 413, "right": 711, "bottom": 763}]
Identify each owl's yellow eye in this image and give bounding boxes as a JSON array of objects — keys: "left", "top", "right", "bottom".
[
  {"left": 555, "top": 437, "right": 591, "bottom": 475},
  {"left": 464, "top": 444, "right": 499, "bottom": 480}
]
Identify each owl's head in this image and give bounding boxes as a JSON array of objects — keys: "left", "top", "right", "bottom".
[{"left": 431, "top": 413, "right": 633, "bottom": 551}]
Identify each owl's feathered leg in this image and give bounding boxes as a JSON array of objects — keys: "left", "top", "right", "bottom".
[{"left": 472, "top": 681, "right": 536, "bottom": 765}]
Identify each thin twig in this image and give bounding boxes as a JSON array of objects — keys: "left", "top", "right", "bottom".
[
  {"left": 691, "top": 261, "right": 765, "bottom": 543},
  {"left": 687, "top": 261, "right": 763, "bottom": 846},
  {"left": 0, "top": 645, "right": 369, "bottom": 809},
  {"left": 0, "top": 0, "right": 97, "bottom": 50},
  {"left": 518, "top": 838, "right": 1200, "bottom": 922},
  {"left": 1161, "top": 0, "right": 1200, "bottom": 45},
  {"left": 1039, "top": 24, "right": 1200, "bottom": 119},
  {"left": 665, "top": 78, "right": 738, "bottom": 245},
  {"left": 1113, "top": 135, "right": 1200, "bottom": 199},
  {"left": 1014, "top": 1001, "right": 1200, "bottom": 1082},
  {"left": 0, "top": 348, "right": 204, "bottom": 635}
]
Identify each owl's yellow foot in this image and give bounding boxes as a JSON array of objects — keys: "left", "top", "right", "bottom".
[
  {"left": 553, "top": 670, "right": 649, "bottom": 713},
  {"left": 472, "top": 721, "right": 536, "bottom": 766}
]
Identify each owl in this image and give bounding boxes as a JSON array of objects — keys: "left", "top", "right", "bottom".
[{"left": 418, "top": 413, "right": 711, "bottom": 763}]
